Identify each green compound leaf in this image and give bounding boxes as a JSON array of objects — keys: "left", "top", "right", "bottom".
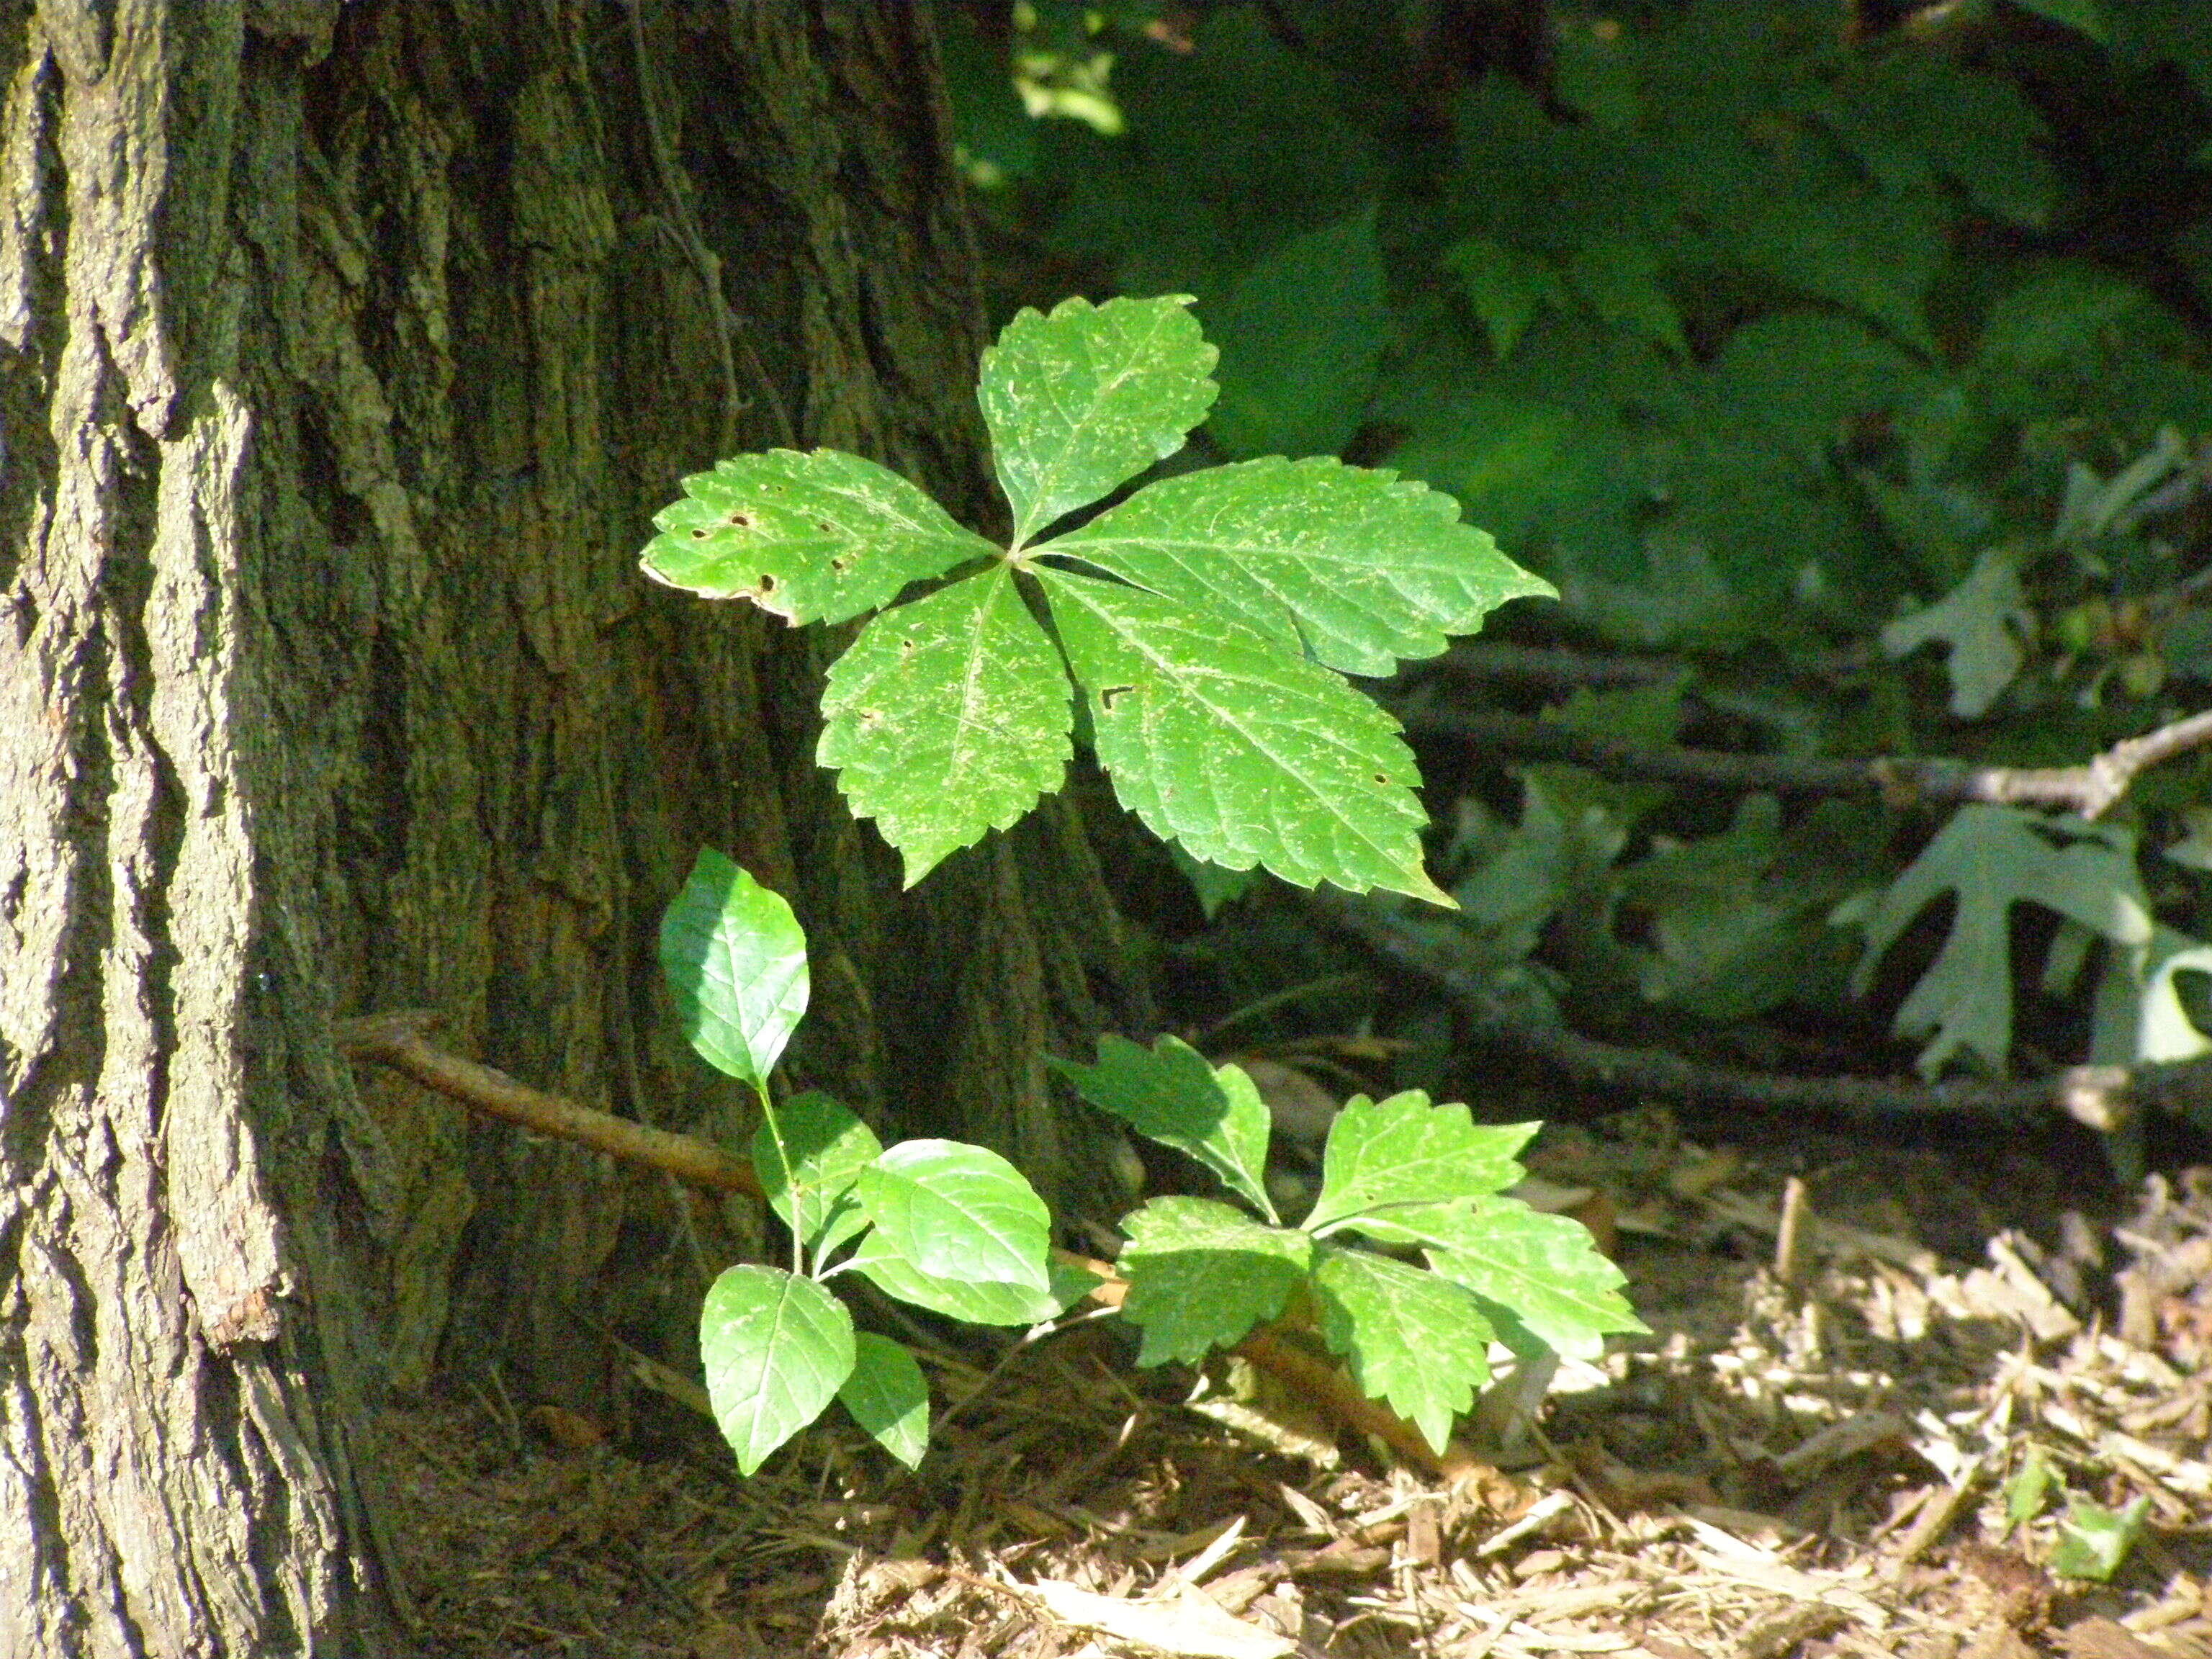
[
  {"left": 856, "top": 1140, "right": 1053, "bottom": 1292},
  {"left": 1310, "top": 1244, "right": 1494, "bottom": 1455},
  {"left": 980, "top": 295, "right": 1219, "bottom": 547},
  {"left": 1115, "top": 1196, "right": 1313, "bottom": 1365},
  {"left": 845, "top": 1233, "right": 1087, "bottom": 1326},
  {"left": 1051, "top": 1034, "right": 1277, "bottom": 1219},
  {"left": 1303, "top": 1094, "right": 1537, "bottom": 1235},
  {"left": 1035, "top": 567, "right": 1452, "bottom": 904},
  {"left": 641, "top": 449, "right": 999, "bottom": 625},
  {"left": 1392, "top": 1199, "right": 1648, "bottom": 1362},
  {"left": 817, "top": 566, "right": 1072, "bottom": 885},
  {"left": 839, "top": 1332, "right": 930, "bottom": 1470},
  {"left": 660, "top": 850, "right": 809, "bottom": 1089},
  {"left": 1041, "top": 457, "right": 1555, "bottom": 678},
  {"left": 752, "top": 1091, "right": 882, "bottom": 1254},
  {"left": 700, "top": 1265, "right": 856, "bottom": 1476}
]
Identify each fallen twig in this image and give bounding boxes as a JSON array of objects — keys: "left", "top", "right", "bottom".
[
  {"left": 1398, "top": 706, "right": 2212, "bottom": 821},
  {"left": 1303, "top": 890, "right": 2212, "bottom": 1130}
]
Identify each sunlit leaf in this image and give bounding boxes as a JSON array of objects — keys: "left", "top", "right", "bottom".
[
  {"left": 981, "top": 294, "right": 1218, "bottom": 546},
  {"left": 1311, "top": 1245, "right": 1493, "bottom": 1455},
  {"left": 818, "top": 565, "right": 1071, "bottom": 885},
  {"left": 1051, "top": 1034, "right": 1277, "bottom": 1218},
  {"left": 1036, "top": 567, "right": 1452, "bottom": 904},
  {"left": 660, "top": 851, "right": 809, "bottom": 1088},
  {"left": 856, "top": 1140, "right": 1053, "bottom": 1291},
  {"left": 1116, "top": 1196, "right": 1313, "bottom": 1364},
  {"left": 839, "top": 1333, "right": 930, "bottom": 1470},
  {"left": 1043, "top": 456, "right": 1552, "bottom": 678},
  {"left": 642, "top": 449, "right": 998, "bottom": 624},
  {"left": 699, "top": 1266, "right": 855, "bottom": 1475}
]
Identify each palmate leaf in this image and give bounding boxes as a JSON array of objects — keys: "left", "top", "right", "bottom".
[
  {"left": 1311, "top": 1245, "right": 1494, "bottom": 1455},
  {"left": 1043, "top": 457, "right": 1553, "bottom": 678},
  {"left": 1303, "top": 1094, "right": 1536, "bottom": 1234},
  {"left": 1034, "top": 567, "right": 1452, "bottom": 904},
  {"left": 979, "top": 294, "right": 1218, "bottom": 547},
  {"left": 817, "top": 565, "right": 1072, "bottom": 884},
  {"left": 699, "top": 1266, "right": 856, "bottom": 1475},
  {"left": 1049, "top": 1034, "right": 1277, "bottom": 1218},
  {"left": 1115, "top": 1197, "right": 1313, "bottom": 1365},
  {"left": 641, "top": 449, "right": 998, "bottom": 624},
  {"left": 660, "top": 850, "right": 809, "bottom": 1089}
]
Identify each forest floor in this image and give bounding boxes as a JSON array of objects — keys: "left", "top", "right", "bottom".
[{"left": 379, "top": 1105, "right": 2212, "bottom": 1659}]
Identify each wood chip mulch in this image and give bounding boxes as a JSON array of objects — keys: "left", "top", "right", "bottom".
[{"left": 381, "top": 1116, "right": 2212, "bottom": 1658}]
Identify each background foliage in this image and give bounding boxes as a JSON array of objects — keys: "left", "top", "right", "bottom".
[{"left": 940, "top": 0, "right": 2212, "bottom": 1140}]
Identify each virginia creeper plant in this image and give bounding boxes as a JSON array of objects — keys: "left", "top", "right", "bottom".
[
  {"left": 641, "top": 293, "right": 1552, "bottom": 904},
  {"left": 664, "top": 850, "right": 1643, "bottom": 1474}
]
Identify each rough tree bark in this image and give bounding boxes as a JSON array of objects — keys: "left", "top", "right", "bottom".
[{"left": 0, "top": 3, "right": 1148, "bottom": 1653}]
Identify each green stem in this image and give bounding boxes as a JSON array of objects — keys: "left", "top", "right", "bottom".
[{"left": 753, "top": 1080, "right": 805, "bottom": 1276}]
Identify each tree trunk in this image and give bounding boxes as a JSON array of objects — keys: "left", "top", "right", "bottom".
[{"left": 0, "top": 3, "right": 1147, "bottom": 1651}]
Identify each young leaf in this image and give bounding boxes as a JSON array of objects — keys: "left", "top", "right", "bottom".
[
  {"left": 817, "top": 565, "right": 1072, "bottom": 884},
  {"left": 1115, "top": 1196, "right": 1313, "bottom": 1364},
  {"left": 641, "top": 449, "right": 999, "bottom": 624},
  {"left": 699, "top": 1265, "right": 857, "bottom": 1475},
  {"left": 1040, "top": 457, "right": 1554, "bottom": 678},
  {"left": 751, "top": 1091, "right": 883, "bottom": 1252},
  {"left": 2050, "top": 1495, "right": 2147, "bottom": 1581},
  {"left": 1035, "top": 567, "right": 1452, "bottom": 904},
  {"left": 844, "top": 1233, "right": 1088, "bottom": 1326},
  {"left": 979, "top": 294, "right": 1219, "bottom": 547},
  {"left": 660, "top": 850, "right": 809, "bottom": 1088},
  {"left": 1310, "top": 1244, "right": 1495, "bottom": 1455},
  {"left": 1051, "top": 1035, "right": 1277, "bottom": 1218},
  {"left": 1385, "top": 1198, "right": 1647, "bottom": 1362},
  {"left": 839, "top": 1332, "right": 931, "bottom": 1470},
  {"left": 2005, "top": 1450, "right": 2056, "bottom": 1526},
  {"left": 855, "top": 1140, "right": 1053, "bottom": 1291},
  {"left": 1302, "top": 1094, "right": 1536, "bottom": 1235}
]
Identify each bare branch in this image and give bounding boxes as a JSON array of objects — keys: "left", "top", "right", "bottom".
[
  {"left": 335, "top": 1011, "right": 763, "bottom": 1197},
  {"left": 1304, "top": 889, "right": 2212, "bottom": 1132},
  {"left": 1401, "top": 706, "right": 2212, "bottom": 820}
]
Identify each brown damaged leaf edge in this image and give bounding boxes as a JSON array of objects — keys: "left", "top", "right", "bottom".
[{"left": 334, "top": 1010, "right": 1496, "bottom": 1483}]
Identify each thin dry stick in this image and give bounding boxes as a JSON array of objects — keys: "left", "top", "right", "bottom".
[
  {"left": 1401, "top": 705, "right": 2212, "bottom": 821},
  {"left": 1303, "top": 890, "right": 2212, "bottom": 1129},
  {"left": 333, "top": 1012, "right": 1485, "bottom": 1480},
  {"left": 336, "top": 1011, "right": 762, "bottom": 1197}
]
